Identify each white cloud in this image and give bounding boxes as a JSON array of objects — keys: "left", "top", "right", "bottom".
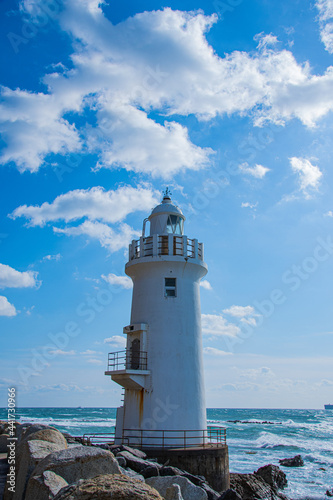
[
  {"left": 48, "top": 349, "right": 76, "bottom": 356},
  {"left": 200, "top": 280, "right": 212, "bottom": 290},
  {"left": 0, "top": 87, "right": 81, "bottom": 172},
  {"left": 32, "top": 383, "right": 83, "bottom": 392},
  {"left": 201, "top": 313, "right": 240, "bottom": 337},
  {"left": 254, "top": 32, "right": 279, "bottom": 50},
  {"left": 11, "top": 185, "right": 159, "bottom": 227},
  {"left": 241, "top": 202, "right": 258, "bottom": 209},
  {"left": 0, "top": 263, "right": 39, "bottom": 289},
  {"left": 102, "top": 273, "right": 132, "bottom": 289},
  {"left": 42, "top": 254, "right": 62, "bottom": 262},
  {"left": 104, "top": 335, "right": 126, "bottom": 348},
  {"left": 316, "top": 0, "right": 333, "bottom": 53},
  {"left": 54, "top": 221, "right": 139, "bottom": 253},
  {"left": 87, "top": 358, "right": 103, "bottom": 365},
  {"left": 325, "top": 210, "right": 333, "bottom": 217},
  {"left": 290, "top": 157, "right": 323, "bottom": 196},
  {"left": 223, "top": 305, "right": 259, "bottom": 326},
  {"left": 80, "top": 349, "right": 101, "bottom": 355},
  {"left": 203, "top": 347, "right": 232, "bottom": 356},
  {"left": 3, "top": 5, "right": 333, "bottom": 175},
  {"left": 239, "top": 163, "right": 270, "bottom": 178},
  {"left": 0, "top": 296, "right": 17, "bottom": 317},
  {"left": 223, "top": 305, "right": 256, "bottom": 318},
  {"left": 11, "top": 185, "right": 157, "bottom": 253}
]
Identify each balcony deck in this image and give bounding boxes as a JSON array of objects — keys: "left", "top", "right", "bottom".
[
  {"left": 105, "top": 349, "right": 150, "bottom": 390},
  {"left": 128, "top": 235, "right": 204, "bottom": 262}
]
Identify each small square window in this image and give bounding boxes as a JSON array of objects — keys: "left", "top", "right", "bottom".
[{"left": 165, "top": 278, "right": 176, "bottom": 297}]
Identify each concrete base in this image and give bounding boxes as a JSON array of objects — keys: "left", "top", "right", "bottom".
[{"left": 144, "top": 445, "right": 230, "bottom": 493}]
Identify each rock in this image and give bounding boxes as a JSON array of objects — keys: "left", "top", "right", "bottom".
[
  {"left": 119, "top": 466, "right": 145, "bottom": 482},
  {"left": 230, "top": 473, "right": 289, "bottom": 500},
  {"left": 0, "top": 422, "right": 21, "bottom": 437},
  {"left": 62, "top": 433, "right": 85, "bottom": 446},
  {"left": 160, "top": 466, "right": 183, "bottom": 476},
  {"left": 20, "top": 424, "right": 58, "bottom": 444},
  {"left": 146, "top": 475, "right": 208, "bottom": 500},
  {"left": 142, "top": 464, "right": 160, "bottom": 479},
  {"left": 122, "top": 445, "right": 147, "bottom": 459},
  {"left": 117, "top": 450, "right": 161, "bottom": 473},
  {"left": 326, "top": 490, "right": 333, "bottom": 497},
  {"left": 279, "top": 455, "right": 304, "bottom": 467},
  {"left": 25, "top": 471, "right": 68, "bottom": 500},
  {"left": 4, "top": 439, "right": 65, "bottom": 500},
  {"left": 201, "top": 482, "right": 221, "bottom": 500},
  {"left": 25, "top": 429, "right": 68, "bottom": 449},
  {"left": 116, "top": 456, "right": 127, "bottom": 468},
  {"left": 109, "top": 444, "right": 147, "bottom": 459},
  {"left": 255, "top": 464, "right": 287, "bottom": 490},
  {"left": 218, "top": 489, "right": 243, "bottom": 500},
  {"left": 165, "top": 484, "right": 184, "bottom": 500},
  {"left": 53, "top": 473, "right": 163, "bottom": 499},
  {"left": 181, "top": 472, "right": 206, "bottom": 486},
  {"left": 32, "top": 445, "right": 121, "bottom": 485},
  {"left": 0, "top": 434, "right": 9, "bottom": 453}
]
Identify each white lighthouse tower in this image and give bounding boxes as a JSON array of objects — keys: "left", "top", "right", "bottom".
[{"left": 106, "top": 191, "right": 208, "bottom": 447}]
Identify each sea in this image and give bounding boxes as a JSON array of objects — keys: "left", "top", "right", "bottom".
[{"left": 0, "top": 407, "right": 332, "bottom": 500}]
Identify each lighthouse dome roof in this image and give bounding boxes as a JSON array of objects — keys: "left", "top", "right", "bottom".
[{"left": 149, "top": 195, "right": 184, "bottom": 219}]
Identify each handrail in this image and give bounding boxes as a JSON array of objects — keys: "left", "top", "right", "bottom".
[
  {"left": 128, "top": 235, "right": 204, "bottom": 262},
  {"left": 107, "top": 349, "right": 148, "bottom": 371},
  {"left": 121, "top": 427, "right": 226, "bottom": 449},
  {"left": 82, "top": 426, "right": 226, "bottom": 448}
]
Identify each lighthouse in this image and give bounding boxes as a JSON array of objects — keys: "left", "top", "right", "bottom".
[
  {"left": 106, "top": 191, "right": 208, "bottom": 447},
  {"left": 105, "top": 191, "right": 230, "bottom": 491}
]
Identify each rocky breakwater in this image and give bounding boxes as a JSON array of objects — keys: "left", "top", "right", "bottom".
[{"left": 2, "top": 422, "right": 291, "bottom": 500}]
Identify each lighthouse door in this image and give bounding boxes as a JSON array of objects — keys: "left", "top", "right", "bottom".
[{"left": 130, "top": 338, "right": 140, "bottom": 370}]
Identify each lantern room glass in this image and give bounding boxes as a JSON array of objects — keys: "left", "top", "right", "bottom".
[{"left": 166, "top": 215, "right": 184, "bottom": 235}]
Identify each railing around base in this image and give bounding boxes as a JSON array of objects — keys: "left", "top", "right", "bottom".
[{"left": 82, "top": 426, "right": 226, "bottom": 449}]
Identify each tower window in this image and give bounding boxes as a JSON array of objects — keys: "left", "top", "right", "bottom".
[
  {"left": 165, "top": 277, "right": 176, "bottom": 297},
  {"left": 166, "top": 215, "right": 184, "bottom": 235}
]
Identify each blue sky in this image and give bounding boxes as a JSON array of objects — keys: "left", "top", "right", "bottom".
[{"left": 0, "top": 0, "right": 333, "bottom": 408}]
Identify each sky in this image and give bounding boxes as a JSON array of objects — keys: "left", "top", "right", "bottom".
[{"left": 0, "top": 0, "right": 333, "bottom": 409}]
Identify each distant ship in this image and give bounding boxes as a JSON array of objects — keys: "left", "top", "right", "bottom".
[{"left": 324, "top": 404, "right": 333, "bottom": 409}]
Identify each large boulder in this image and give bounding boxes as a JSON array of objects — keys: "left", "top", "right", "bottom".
[
  {"left": 279, "top": 455, "right": 304, "bottom": 467},
  {"left": 53, "top": 474, "right": 163, "bottom": 499},
  {"left": 142, "top": 464, "right": 160, "bottom": 479},
  {"left": 25, "top": 471, "right": 68, "bottom": 500},
  {"left": 20, "top": 424, "right": 58, "bottom": 444},
  {"left": 4, "top": 439, "right": 65, "bottom": 500},
  {"left": 32, "top": 446, "right": 121, "bottom": 485},
  {"left": 254, "top": 464, "right": 287, "bottom": 490},
  {"left": 218, "top": 489, "right": 242, "bottom": 500},
  {"left": 165, "top": 484, "right": 184, "bottom": 500},
  {"left": 146, "top": 475, "right": 208, "bottom": 500},
  {"left": 230, "top": 473, "right": 289, "bottom": 500},
  {"left": 24, "top": 428, "right": 68, "bottom": 449},
  {"left": 117, "top": 450, "right": 162, "bottom": 473}
]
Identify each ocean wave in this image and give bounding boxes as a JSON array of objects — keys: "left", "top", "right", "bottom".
[
  {"left": 19, "top": 416, "right": 116, "bottom": 428},
  {"left": 255, "top": 431, "right": 300, "bottom": 449}
]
